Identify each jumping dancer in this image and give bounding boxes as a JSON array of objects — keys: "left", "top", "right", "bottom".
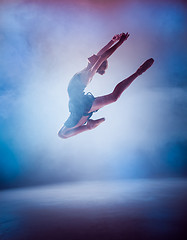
[{"left": 58, "top": 33, "right": 154, "bottom": 139}]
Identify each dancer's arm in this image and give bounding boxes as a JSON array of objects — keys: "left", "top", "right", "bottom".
[
  {"left": 96, "top": 34, "right": 121, "bottom": 56},
  {"left": 89, "top": 33, "right": 129, "bottom": 78}
]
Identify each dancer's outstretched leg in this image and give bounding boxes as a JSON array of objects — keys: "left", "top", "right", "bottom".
[{"left": 89, "top": 58, "right": 154, "bottom": 112}]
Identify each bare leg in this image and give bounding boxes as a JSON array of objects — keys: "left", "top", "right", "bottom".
[
  {"left": 58, "top": 117, "right": 105, "bottom": 139},
  {"left": 89, "top": 58, "right": 154, "bottom": 112},
  {"left": 89, "top": 72, "right": 139, "bottom": 112}
]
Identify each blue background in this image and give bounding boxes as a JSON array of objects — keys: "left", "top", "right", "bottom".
[{"left": 0, "top": 0, "right": 187, "bottom": 189}]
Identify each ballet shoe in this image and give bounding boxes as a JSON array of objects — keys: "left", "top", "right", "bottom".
[
  {"left": 136, "top": 58, "right": 154, "bottom": 75},
  {"left": 87, "top": 118, "right": 105, "bottom": 130}
]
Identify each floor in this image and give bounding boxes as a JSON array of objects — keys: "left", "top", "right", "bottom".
[{"left": 0, "top": 179, "right": 187, "bottom": 240}]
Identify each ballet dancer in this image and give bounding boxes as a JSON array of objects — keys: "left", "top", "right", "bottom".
[{"left": 58, "top": 32, "right": 154, "bottom": 139}]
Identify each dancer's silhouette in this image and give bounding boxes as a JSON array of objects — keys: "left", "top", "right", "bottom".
[{"left": 58, "top": 33, "right": 154, "bottom": 139}]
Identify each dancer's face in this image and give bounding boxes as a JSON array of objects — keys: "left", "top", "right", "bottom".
[
  {"left": 97, "top": 60, "right": 108, "bottom": 75},
  {"left": 98, "top": 68, "right": 106, "bottom": 75}
]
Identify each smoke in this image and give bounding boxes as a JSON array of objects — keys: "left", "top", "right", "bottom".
[{"left": 0, "top": 0, "right": 187, "bottom": 187}]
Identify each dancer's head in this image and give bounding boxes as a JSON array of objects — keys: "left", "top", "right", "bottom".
[
  {"left": 88, "top": 55, "right": 108, "bottom": 75},
  {"left": 97, "top": 60, "right": 108, "bottom": 75}
]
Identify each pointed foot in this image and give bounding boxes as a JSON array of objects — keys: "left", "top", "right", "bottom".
[{"left": 136, "top": 58, "right": 154, "bottom": 75}]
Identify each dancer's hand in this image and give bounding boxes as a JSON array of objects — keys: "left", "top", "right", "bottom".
[
  {"left": 119, "top": 32, "right": 130, "bottom": 43},
  {"left": 112, "top": 34, "right": 121, "bottom": 43}
]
